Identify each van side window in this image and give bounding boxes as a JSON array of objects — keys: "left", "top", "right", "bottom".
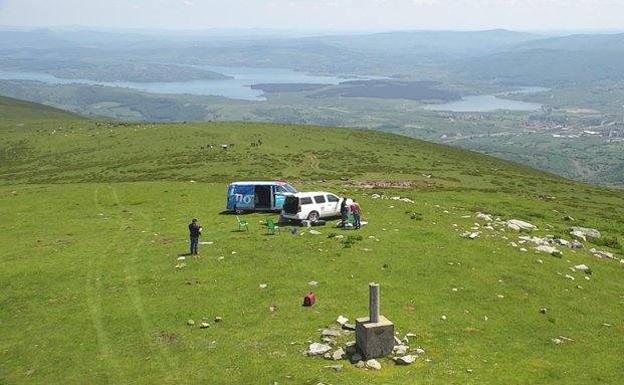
[
  {"left": 300, "top": 197, "right": 313, "bottom": 205},
  {"left": 327, "top": 195, "right": 339, "bottom": 202},
  {"left": 276, "top": 185, "right": 287, "bottom": 193},
  {"left": 314, "top": 195, "right": 326, "bottom": 204}
]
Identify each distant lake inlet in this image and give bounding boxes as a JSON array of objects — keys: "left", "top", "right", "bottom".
[
  {"left": 0, "top": 66, "right": 371, "bottom": 101},
  {"left": 422, "top": 87, "right": 548, "bottom": 112}
]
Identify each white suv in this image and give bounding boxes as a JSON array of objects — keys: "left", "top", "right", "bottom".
[{"left": 281, "top": 192, "right": 343, "bottom": 222}]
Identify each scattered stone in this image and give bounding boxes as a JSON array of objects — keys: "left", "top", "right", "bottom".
[
  {"left": 323, "top": 364, "right": 343, "bottom": 372},
  {"left": 332, "top": 348, "right": 345, "bottom": 360},
  {"left": 573, "top": 264, "right": 591, "bottom": 274},
  {"left": 336, "top": 315, "right": 348, "bottom": 325},
  {"left": 355, "top": 360, "right": 366, "bottom": 368},
  {"left": 602, "top": 323, "right": 612, "bottom": 327},
  {"left": 535, "top": 245, "right": 562, "bottom": 256},
  {"left": 555, "top": 239, "right": 571, "bottom": 248},
  {"left": 342, "top": 323, "right": 356, "bottom": 331},
  {"left": 520, "top": 248, "right": 528, "bottom": 252},
  {"left": 570, "top": 240, "right": 584, "bottom": 249},
  {"left": 394, "top": 355, "right": 416, "bottom": 365},
  {"left": 187, "top": 319, "right": 195, "bottom": 326},
  {"left": 536, "top": 259, "right": 544, "bottom": 264},
  {"left": 590, "top": 248, "right": 614, "bottom": 260},
  {"left": 570, "top": 227, "right": 601, "bottom": 240},
  {"left": 393, "top": 345, "right": 409, "bottom": 355},
  {"left": 259, "top": 283, "right": 268, "bottom": 289},
  {"left": 507, "top": 219, "right": 537, "bottom": 232},
  {"left": 321, "top": 329, "right": 341, "bottom": 338},
  {"left": 563, "top": 215, "right": 575, "bottom": 222},
  {"left": 415, "top": 347, "right": 425, "bottom": 355},
  {"left": 366, "top": 359, "right": 382, "bottom": 370},
  {"left": 214, "top": 316, "right": 223, "bottom": 323},
  {"left": 539, "top": 308, "right": 548, "bottom": 314},
  {"left": 565, "top": 274, "right": 575, "bottom": 281},
  {"left": 441, "top": 315, "right": 447, "bottom": 321},
  {"left": 476, "top": 212, "right": 493, "bottom": 222},
  {"left": 200, "top": 322, "right": 210, "bottom": 329},
  {"left": 309, "top": 230, "right": 322, "bottom": 235},
  {"left": 177, "top": 256, "right": 186, "bottom": 261},
  {"left": 269, "top": 304, "right": 277, "bottom": 313},
  {"left": 466, "top": 369, "right": 474, "bottom": 373},
  {"left": 308, "top": 343, "right": 332, "bottom": 356}
]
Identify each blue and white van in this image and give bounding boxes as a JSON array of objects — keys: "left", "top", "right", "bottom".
[{"left": 226, "top": 181, "right": 298, "bottom": 213}]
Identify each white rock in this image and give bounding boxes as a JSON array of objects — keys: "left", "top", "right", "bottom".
[
  {"left": 415, "top": 348, "right": 425, "bottom": 355},
  {"left": 336, "top": 315, "right": 349, "bottom": 325},
  {"left": 393, "top": 345, "right": 409, "bottom": 355},
  {"left": 394, "top": 355, "right": 416, "bottom": 365},
  {"left": 507, "top": 219, "right": 537, "bottom": 232},
  {"left": 177, "top": 256, "right": 186, "bottom": 261},
  {"left": 321, "top": 329, "right": 341, "bottom": 337},
  {"left": 476, "top": 212, "right": 493, "bottom": 222},
  {"left": 441, "top": 315, "right": 447, "bottom": 321},
  {"left": 565, "top": 274, "right": 575, "bottom": 281},
  {"left": 332, "top": 348, "right": 345, "bottom": 360},
  {"left": 573, "top": 264, "right": 590, "bottom": 273},
  {"left": 590, "top": 248, "right": 614, "bottom": 260},
  {"left": 309, "top": 280, "right": 319, "bottom": 286},
  {"left": 535, "top": 245, "right": 562, "bottom": 256},
  {"left": 570, "top": 227, "right": 601, "bottom": 240},
  {"left": 569, "top": 230, "right": 586, "bottom": 242},
  {"left": 308, "top": 343, "right": 332, "bottom": 356},
  {"left": 309, "top": 230, "right": 322, "bottom": 235},
  {"left": 366, "top": 359, "right": 382, "bottom": 370}
]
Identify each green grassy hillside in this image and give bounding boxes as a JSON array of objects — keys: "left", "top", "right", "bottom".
[{"left": 1, "top": 98, "right": 624, "bottom": 385}]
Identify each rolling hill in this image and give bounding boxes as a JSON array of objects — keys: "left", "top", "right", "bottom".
[
  {"left": 455, "top": 33, "right": 624, "bottom": 85},
  {"left": 1, "top": 98, "right": 623, "bottom": 384}
]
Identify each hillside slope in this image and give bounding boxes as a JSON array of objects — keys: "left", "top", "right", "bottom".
[{"left": 1, "top": 99, "right": 623, "bottom": 385}]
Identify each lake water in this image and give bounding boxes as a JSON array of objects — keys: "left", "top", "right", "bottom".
[
  {"left": 0, "top": 66, "right": 366, "bottom": 101},
  {"left": 422, "top": 87, "right": 548, "bottom": 112}
]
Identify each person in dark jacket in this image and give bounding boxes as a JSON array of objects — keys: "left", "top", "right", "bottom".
[{"left": 188, "top": 218, "right": 202, "bottom": 255}]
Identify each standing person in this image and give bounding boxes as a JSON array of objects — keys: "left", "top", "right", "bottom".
[
  {"left": 340, "top": 197, "right": 349, "bottom": 227},
  {"left": 350, "top": 200, "right": 362, "bottom": 230},
  {"left": 188, "top": 218, "right": 202, "bottom": 255}
]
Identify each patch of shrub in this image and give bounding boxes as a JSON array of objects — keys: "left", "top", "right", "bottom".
[{"left": 592, "top": 236, "right": 621, "bottom": 250}]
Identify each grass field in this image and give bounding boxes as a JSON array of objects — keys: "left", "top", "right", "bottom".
[{"left": 1, "top": 96, "right": 624, "bottom": 384}]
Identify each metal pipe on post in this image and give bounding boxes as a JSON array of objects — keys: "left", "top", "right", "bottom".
[{"left": 369, "top": 282, "right": 380, "bottom": 323}]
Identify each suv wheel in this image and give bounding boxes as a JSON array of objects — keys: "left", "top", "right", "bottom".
[{"left": 308, "top": 211, "right": 320, "bottom": 221}]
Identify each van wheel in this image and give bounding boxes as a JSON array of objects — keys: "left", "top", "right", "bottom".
[{"left": 308, "top": 211, "right": 320, "bottom": 221}]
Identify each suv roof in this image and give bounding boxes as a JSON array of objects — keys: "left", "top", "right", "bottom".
[
  {"left": 292, "top": 191, "right": 337, "bottom": 197},
  {"left": 230, "top": 181, "right": 291, "bottom": 186}
]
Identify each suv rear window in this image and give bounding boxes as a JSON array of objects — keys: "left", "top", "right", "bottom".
[
  {"left": 314, "top": 195, "right": 326, "bottom": 204},
  {"left": 300, "top": 197, "right": 313, "bottom": 205}
]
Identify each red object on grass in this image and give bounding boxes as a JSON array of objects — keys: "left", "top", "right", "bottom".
[{"left": 303, "top": 292, "right": 316, "bottom": 307}]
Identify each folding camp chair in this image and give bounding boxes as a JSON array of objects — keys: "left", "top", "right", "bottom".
[
  {"left": 266, "top": 219, "right": 280, "bottom": 234},
  {"left": 236, "top": 216, "right": 249, "bottom": 231}
]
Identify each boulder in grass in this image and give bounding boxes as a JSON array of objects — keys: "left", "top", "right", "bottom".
[
  {"left": 336, "top": 315, "right": 348, "bottom": 325},
  {"left": 536, "top": 245, "right": 562, "bottom": 257},
  {"left": 366, "top": 359, "right": 382, "bottom": 370},
  {"left": 507, "top": 219, "right": 537, "bottom": 232},
  {"left": 394, "top": 355, "right": 416, "bottom": 365},
  {"left": 590, "top": 248, "right": 614, "bottom": 260},
  {"left": 570, "top": 227, "right": 601, "bottom": 240},
  {"left": 308, "top": 343, "right": 332, "bottom": 356}
]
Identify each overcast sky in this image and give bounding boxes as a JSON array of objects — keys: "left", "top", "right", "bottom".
[{"left": 1, "top": 0, "right": 623, "bottom": 32}]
